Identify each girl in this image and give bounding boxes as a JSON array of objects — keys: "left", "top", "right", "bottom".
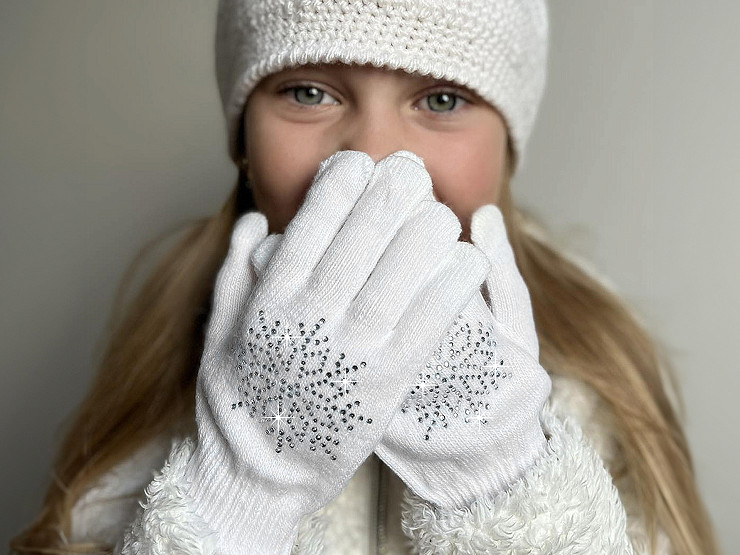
[{"left": 10, "top": 0, "right": 719, "bottom": 553}]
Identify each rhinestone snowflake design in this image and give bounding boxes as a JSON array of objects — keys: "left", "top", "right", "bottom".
[
  {"left": 229, "top": 310, "right": 373, "bottom": 460},
  {"left": 400, "top": 316, "right": 512, "bottom": 441}
]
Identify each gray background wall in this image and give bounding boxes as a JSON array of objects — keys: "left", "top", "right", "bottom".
[{"left": 1, "top": 1, "right": 737, "bottom": 551}]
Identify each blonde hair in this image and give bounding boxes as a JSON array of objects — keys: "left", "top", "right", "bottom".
[{"left": 10, "top": 143, "right": 719, "bottom": 554}]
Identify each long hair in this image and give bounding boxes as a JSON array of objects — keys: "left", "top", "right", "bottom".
[{"left": 10, "top": 144, "right": 719, "bottom": 554}]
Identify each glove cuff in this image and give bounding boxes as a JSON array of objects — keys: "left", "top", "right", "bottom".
[
  {"left": 181, "top": 436, "right": 307, "bottom": 554},
  {"left": 376, "top": 406, "right": 551, "bottom": 510},
  {"left": 455, "top": 410, "right": 552, "bottom": 506}
]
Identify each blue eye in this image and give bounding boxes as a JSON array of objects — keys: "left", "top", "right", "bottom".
[
  {"left": 278, "top": 83, "right": 469, "bottom": 116},
  {"left": 279, "top": 84, "right": 338, "bottom": 107},
  {"left": 423, "top": 89, "right": 468, "bottom": 115}
]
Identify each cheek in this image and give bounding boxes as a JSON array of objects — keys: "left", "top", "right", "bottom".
[
  {"left": 431, "top": 107, "right": 507, "bottom": 239},
  {"left": 246, "top": 118, "right": 327, "bottom": 232},
  {"left": 431, "top": 148, "right": 503, "bottom": 239},
  {"left": 435, "top": 167, "right": 497, "bottom": 207}
]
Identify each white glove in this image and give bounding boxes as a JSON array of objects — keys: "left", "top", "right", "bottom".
[
  {"left": 252, "top": 196, "right": 552, "bottom": 512},
  {"left": 181, "top": 150, "right": 491, "bottom": 553},
  {"left": 374, "top": 203, "right": 553, "bottom": 509}
]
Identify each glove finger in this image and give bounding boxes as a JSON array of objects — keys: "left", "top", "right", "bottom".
[
  {"left": 250, "top": 233, "right": 282, "bottom": 279},
  {"left": 389, "top": 241, "right": 490, "bottom": 374},
  {"left": 255, "top": 150, "right": 375, "bottom": 301},
  {"left": 346, "top": 200, "right": 461, "bottom": 337},
  {"left": 252, "top": 179, "right": 435, "bottom": 288},
  {"left": 206, "top": 212, "right": 268, "bottom": 347},
  {"left": 304, "top": 151, "right": 432, "bottom": 315},
  {"left": 470, "top": 204, "right": 540, "bottom": 359}
]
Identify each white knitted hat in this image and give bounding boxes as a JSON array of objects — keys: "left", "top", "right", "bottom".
[{"left": 216, "top": 0, "right": 549, "bottom": 172}]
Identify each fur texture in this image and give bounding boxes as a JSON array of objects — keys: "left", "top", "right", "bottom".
[
  {"left": 69, "top": 369, "right": 676, "bottom": 553},
  {"left": 114, "top": 436, "right": 330, "bottom": 555},
  {"left": 115, "top": 400, "right": 636, "bottom": 554},
  {"left": 116, "top": 438, "right": 219, "bottom": 554},
  {"left": 398, "top": 401, "right": 634, "bottom": 554}
]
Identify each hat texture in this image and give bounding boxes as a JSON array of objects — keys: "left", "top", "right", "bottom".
[{"left": 216, "top": 0, "right": 549, "bottom": 171}]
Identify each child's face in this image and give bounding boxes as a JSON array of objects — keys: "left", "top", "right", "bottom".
[{"left": 243, "top": 62, "right": 508, "bottom": 241}]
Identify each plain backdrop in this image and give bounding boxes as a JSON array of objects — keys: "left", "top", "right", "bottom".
[{"left": 1, "top": 1, "right": 738, "bottom": 551}]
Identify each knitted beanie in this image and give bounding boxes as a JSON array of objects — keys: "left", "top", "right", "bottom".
[{"left": 215, "top": 0, "right": 549, "bottom": 172}]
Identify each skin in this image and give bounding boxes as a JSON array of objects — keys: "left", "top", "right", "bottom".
[{"left": 242, "top": 62, "right": 509, "bottom": 241}]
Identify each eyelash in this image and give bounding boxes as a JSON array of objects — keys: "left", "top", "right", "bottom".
[{"left": 277, "top": 82, "right": 469, "bottom": 116}]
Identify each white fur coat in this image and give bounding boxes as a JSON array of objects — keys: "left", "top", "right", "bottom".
[{"left": 67, "top": 373, "right": 673, "bottom": 554}]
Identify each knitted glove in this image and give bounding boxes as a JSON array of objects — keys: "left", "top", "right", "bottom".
[
  {"left": 373, "top": 203, "right": 553, "bottom": 509},
  {"left": 181, "top": 150, "right": 491, "bottom": 553},
  {"left": 249, "top": 173, "right": 554, "bottom": 510}
]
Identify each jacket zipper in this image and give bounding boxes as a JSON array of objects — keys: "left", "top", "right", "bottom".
[{"left": 376, "top": 456, "right": 388, "bottom": 554}]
